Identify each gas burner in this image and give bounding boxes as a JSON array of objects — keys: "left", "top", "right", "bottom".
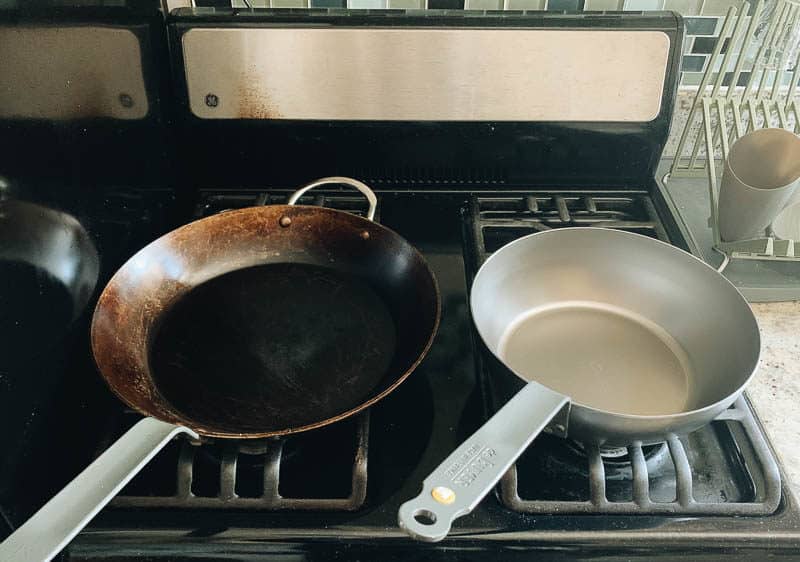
[
  {"left": 566, "top": 440, "right": 669, "bottom": 465},
  {"left": 596, "top": 446, "right": 632, "bottom": 459},
  {"left": 191, "top": 439, "right": 274, "bottom": 470},
  {"left": 236, "top": 439, "right": 274, "bottom": 457}
]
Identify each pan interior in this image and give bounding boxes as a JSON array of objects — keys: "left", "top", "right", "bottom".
[
  {"left": 498, "top": 301, "right": 694, "bottom": 416},
  {"left": 148, "top": 262, "right": 397, "bottom": 433}
]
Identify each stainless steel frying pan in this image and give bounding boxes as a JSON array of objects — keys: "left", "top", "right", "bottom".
[{"left": 398, "top": 228, "right": 760, "bottom": 542}]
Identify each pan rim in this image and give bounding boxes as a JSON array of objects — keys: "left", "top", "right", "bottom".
[
  {"left": 90, "top": 204, "right": 441, "bottom": 440},
  {"left": 469, "top": 226, "right": 761, "bottom": 422}
]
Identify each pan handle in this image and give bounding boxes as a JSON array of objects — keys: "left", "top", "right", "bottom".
[
  {"left": 287, "top": 176, "right": 378, "bottom": 221},
  {"left": 0, "top": 418, "right": 197, "bottom": 562},
  {"left": 398, "top": 382, "right": 570, "bottom": 542}
]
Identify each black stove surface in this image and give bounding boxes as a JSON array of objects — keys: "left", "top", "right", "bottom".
[{"left": 3, "top": 183, "right": 789, "bottom": 561}]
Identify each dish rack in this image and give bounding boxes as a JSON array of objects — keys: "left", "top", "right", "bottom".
[{"left": 669, "top": 0, "right": 800, "bottom": 263}]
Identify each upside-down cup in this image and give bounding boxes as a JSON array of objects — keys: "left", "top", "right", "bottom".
[{"left": 718, "top": 128, "right": 800, "bottom": 242}]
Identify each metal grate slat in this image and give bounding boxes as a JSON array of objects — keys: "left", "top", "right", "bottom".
[
  {"left": 219, "top": 447, "right": 238, "bottom": 501},
  {"left": 668, "top": 435, "right": 694, "bottom": 507},
  {"left": 588, "top": 447, "right": 607, "bottom": 506},
  {"left": 630, "top": 443, "right": 651, "bottom": 507}
]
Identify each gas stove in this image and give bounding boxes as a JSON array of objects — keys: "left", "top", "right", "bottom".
[
  {"left": 25, "top": 185, "right": 789, "bottom": 561},
  {"left": 1, "top": 4, "right": 799, "bottom": 561}
]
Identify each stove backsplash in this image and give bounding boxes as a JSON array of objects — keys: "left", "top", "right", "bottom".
[
  {"left": 1, "top": 7, "right": 682, "bottom": 192},
  {"left": 1, "top": 0, "right": 735, "bottom": 91}
]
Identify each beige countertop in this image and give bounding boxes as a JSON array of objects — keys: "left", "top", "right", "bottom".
[{"left": 747, "top": 301, "right": 800, "bottom": 500}]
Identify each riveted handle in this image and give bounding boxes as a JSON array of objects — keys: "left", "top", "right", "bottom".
[
  {"left": 398, "top": 382, "right": 570, "bottom": 542},
  {"left": 287, "top": 176, "right": 377, "bottom": 221}
]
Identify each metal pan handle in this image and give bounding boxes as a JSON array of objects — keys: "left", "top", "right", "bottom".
[
  {"left": 287, "top": 176, "right": 378, "bottom": 221},
  {"left": 0, "top": 418, "right": 197, "bottom": 562},
  {"left": 398, "top": 381, "right": 570, "bottom": 542}
]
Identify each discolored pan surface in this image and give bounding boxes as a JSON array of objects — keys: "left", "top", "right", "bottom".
[
  {"left": 149, "top": 262, "right": 397, "bottom": 433},
  {"left": 91, "top": 204, "right": 440, "bottom": 439}
]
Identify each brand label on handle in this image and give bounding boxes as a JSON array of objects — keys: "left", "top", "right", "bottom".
[{"left": 442, "top": 443, "right": 497, "bottom": 489}]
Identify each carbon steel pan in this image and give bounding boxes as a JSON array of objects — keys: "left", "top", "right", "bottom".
[
  {"left": 399, "top": 227, "right": 759, "bottom": 542},
  {"left": 0, "top": 177, "right": 439, "bottom": 562}
]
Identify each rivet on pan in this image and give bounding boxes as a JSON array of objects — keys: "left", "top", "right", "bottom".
[
  {"left": 360, "top": 231, "right": 370, "bottom": 240},
  {"left": 431, "top": 486, "right": 456, "bottom": 505},
  {"left": 279, "top": 216, "right": 292, "bottom": 227}
]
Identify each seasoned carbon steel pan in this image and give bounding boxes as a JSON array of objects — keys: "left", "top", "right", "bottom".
[
  {"left": 1, "top": 177, "right": 440, "bottom": 562},
  {"left": 399, "top": 228, "right": 759, "bottom": 542},
  {"left": 0, "top": 198, "right": 99, "bottom": 338}
]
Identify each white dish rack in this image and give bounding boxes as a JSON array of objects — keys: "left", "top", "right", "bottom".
[{"left": 669, "top": 0, "right": 800, "bottom": 264}]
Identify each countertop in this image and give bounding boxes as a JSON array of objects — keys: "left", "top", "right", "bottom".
[
  {"left": 748, "top": 301, "right": 800, "bottom": 500},
  {"left": 657, "top": 161, "right": 800, "bottom": 498}
]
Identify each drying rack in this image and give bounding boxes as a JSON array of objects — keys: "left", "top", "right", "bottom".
[{"left": 669, "top": 0, "right": 800, "bottom": 264}]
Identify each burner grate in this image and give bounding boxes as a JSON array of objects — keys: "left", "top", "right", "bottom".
[
  {"left": 104, "top": 411, "right": 369, "bottom": 511},
  {"left": 500, "top": 398, "right": 781, "bottom": 515},
  {"left": 470, "top": 192, "right": 669, "bottom": 257},
  {"left": 463, "top": 191, "right": 783, "bottom": 517},
  {"left": 194, "top": 190, "right": 378, "bottom": 220}
]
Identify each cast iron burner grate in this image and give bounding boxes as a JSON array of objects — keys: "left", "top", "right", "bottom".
[
  {"left": 101, "top": 191, "right": 376, "bottom": 511},
  {"left": 194, "top": 190, "right": 379, "bottom": 221},
  {"left": 463, "top": 191, "right": 782, "bottom": 516},
  {"left": 102, "top": 410, "right": 369, "bottom": 511},
  {"left": 469, "top": 192, "right": 669, "bottom": 257}
]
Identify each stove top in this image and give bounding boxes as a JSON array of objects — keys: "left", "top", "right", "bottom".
[{"left": 3, "top": 182, "right": 786, "bottom": 562}]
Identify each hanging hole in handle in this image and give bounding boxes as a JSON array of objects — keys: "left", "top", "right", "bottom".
[{"left": 413, "top": 509, "right": 437, "bottom": 526}]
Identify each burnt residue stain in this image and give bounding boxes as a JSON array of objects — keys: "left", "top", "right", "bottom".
[
  {"left": 237, "top": 73, "right": 284, "bottom": 120},
  {"left": 148, "top": 262, "right": 397, "bottom": 434},
  {"left": 67, "top": 69, "right": 107, "bottom": 120}
]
